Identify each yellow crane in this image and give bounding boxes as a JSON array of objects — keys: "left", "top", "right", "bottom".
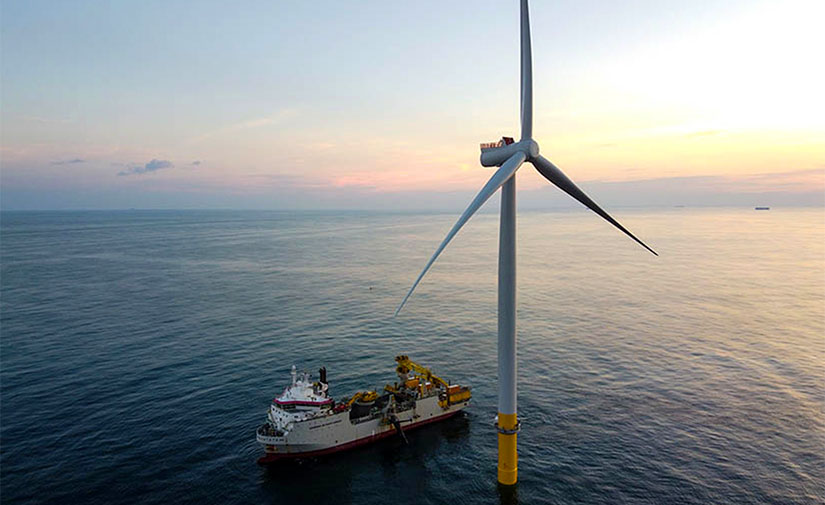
[
  {"left": 343, "top": 390, "right": 378, "bottom": 408},
  {"left": 386, "top": 356, "right": 471, "bottom": 408},
  {"left": 394, "top": 355, "right": 449, "bottom": 389}
]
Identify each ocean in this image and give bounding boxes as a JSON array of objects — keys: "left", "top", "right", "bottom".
[{"left": 1, "top": 207, "right": 822, "bottom": 504}]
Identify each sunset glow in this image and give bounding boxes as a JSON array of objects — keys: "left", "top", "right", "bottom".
[{"left": 1, "top": 0, "right": 822, "bottom": 209}]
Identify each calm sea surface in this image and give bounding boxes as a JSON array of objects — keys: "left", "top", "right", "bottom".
[{"left": 1, "top": 208, "right": 823, "bottom": 504}]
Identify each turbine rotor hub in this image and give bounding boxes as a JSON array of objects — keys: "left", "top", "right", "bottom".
[{"left": 519, "top": 139, "right": 539, "bottom": 159}]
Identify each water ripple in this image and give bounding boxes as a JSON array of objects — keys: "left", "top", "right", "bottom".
[{"left": 1, "top": 208, "right": 823, "bottom": 504}]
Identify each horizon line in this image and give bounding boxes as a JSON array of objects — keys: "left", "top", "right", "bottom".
[{"left": 1, "top": 203, "right": 822, "bottom": 213}]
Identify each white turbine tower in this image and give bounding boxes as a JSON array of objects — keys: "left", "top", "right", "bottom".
[{"left": 395, "top": 0, "right": 657, "bottom": 486}]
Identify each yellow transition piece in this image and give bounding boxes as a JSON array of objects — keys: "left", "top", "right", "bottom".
[{"left": 497, "top": 412, "right": 518, "bottom": 485}]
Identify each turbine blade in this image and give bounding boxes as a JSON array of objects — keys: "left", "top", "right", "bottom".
[
  {"left": 531, "top": 155, "right": 658, "bottom": 256},
  {"left": 520, "top": 0, "right": 533, "bottom": 140},
  {"left": 395, "top": 152, "right": 528, "bottom": 316}
]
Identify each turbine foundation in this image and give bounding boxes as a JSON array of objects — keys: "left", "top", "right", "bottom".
[{"left": 497, "top": 412, "right": 519, "bottom": 485}]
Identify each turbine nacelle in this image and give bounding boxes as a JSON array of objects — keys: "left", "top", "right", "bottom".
[{"left": 480, "top": 137, "right": 540, "bottom": 167}]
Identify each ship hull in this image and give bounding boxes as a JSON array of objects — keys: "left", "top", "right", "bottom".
[
  {"left": 257, "top": 409, "right": 461, "bottom": 464},
  {"left": 257, "top": 394, "right": 467, "bottom": 464}
]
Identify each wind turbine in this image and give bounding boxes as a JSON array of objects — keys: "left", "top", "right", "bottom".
[{"left": 395, "top": 0, "right": 657, "bottom": 487}]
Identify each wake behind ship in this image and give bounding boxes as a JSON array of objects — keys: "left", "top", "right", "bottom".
[{"left": 256, "top": 356, "right": 471, "bottom": 463}]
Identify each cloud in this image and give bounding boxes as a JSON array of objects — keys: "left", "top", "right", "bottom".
[
  {"left": 51, "top": 158, "right": 85, "bottom": 165},
  {"left": 117, "top": 159, "right": 174, "bottom": 176},
  {"left": 686, "top": 130, "right": 723, "bottom": 138},
  {"left": 187, "top": 109, "right": 296, "bottom": 144},
  {"left": 24, "top": 116, "right": 73, "bottom": 124},
  {"left": 230, "top": 118, "right": 277, "bottom": 130}
]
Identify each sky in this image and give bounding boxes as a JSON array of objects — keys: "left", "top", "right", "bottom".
[{"left": 1, "top": 0, "right": 823, "bottom": 210}]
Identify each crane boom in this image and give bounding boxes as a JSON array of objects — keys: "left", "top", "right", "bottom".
[{"left": 394, "top": 355, "right": 449, "bottom": 388}]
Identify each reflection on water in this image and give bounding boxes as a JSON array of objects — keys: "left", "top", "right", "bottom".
[
  {"left": 261, "top": 414, "right": 472, "bottom": 503},
  {"left": 498, "top": 483, "right": 520, "bottom": 505},
  {"left": 1, "top": 208, "right": 822, "bottom": 504}
]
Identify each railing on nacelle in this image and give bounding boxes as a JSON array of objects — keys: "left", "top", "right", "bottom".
[{"left": 480, "top": 137, "right": 515, "bottom": 151}]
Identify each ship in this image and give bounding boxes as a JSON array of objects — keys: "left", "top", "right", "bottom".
[{"left": 256, "top": 355, "right": 471, "bottom": 463}]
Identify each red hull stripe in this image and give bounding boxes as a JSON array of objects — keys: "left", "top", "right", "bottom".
[{"left": 257, "top": 410, "right": 460, "bottom": 464}]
